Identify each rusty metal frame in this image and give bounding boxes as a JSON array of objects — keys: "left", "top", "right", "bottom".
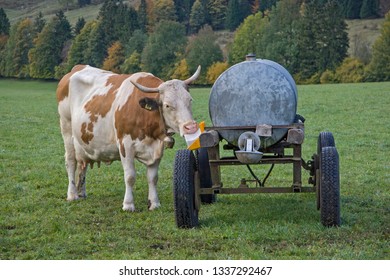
[{"left": 199, "top": 123, "right": 316, "bottom": 195}]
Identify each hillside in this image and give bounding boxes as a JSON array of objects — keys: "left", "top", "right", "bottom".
[{"left": 1, "top": 0, "right": 386, "bottom": 57}]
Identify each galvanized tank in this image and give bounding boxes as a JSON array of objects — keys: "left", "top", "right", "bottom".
[{"left": 209, "top": 58, "right": 297, "bottom": 149}]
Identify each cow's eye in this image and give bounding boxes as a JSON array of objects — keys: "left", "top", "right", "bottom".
[{"left": 164, "top": 103, "right": 175, "bottom": 110}]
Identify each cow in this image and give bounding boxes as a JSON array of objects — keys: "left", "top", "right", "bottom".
[{"left": 56, "top": 65, "right": 200, "bottom": 212}]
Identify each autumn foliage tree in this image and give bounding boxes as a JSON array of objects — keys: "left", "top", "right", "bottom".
[{"left": 102, "top": 41, "right": 126, "bottom": 73}]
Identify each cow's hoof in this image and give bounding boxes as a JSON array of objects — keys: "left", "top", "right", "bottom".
[
  {"left": 123, "top": 203, "right": 136, "bottom": 212},
  {"left": 78, "top": 193, "right": 87, "bottom": 199},
  {"left": 67, "top": 193, "right": 79, "bottom": 201},
  {"left": 148, "top": 200, "right": 161, "bottom": 211}
]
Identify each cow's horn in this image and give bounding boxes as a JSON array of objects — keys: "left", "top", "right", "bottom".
[
  {"left": 131, "top": 80, "right": 160, "bottom": 93},
  {"left": 184, "top": 65, "right": 201, "bottom": 85}
]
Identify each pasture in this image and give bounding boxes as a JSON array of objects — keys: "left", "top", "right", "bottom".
[{"left": 0, "top": 79, "right": 389, "bottom": 259}]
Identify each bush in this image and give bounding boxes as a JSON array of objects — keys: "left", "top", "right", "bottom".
[
  {"left": 206, "top": 61, "right": 229, "bottom": 84},
  {"left": 320, "top": 70, "right": 336, "bottom": 84},
  {"left": 334, "top": 57, "right": 365, "bottom": 83}
]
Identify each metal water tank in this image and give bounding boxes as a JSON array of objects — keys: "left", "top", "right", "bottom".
[{"left": 209, "top": 57, "right": 297, "bottom": 148}]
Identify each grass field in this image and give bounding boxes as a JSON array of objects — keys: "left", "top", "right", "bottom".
[{"left": 0, "top": 79, "right": 389, "bottom": 260}]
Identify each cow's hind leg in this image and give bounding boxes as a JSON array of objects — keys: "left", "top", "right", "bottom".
[
  {"left": 60, "top": 119, "right": 78, "bottom": 201},
  {"left": 121, "top": 156, "right": 136, "bottom": 212},
  {"left": 147, "top": 161, "right": 161, "bottom": 210},
  {"left": 76, "top": 162, "right": 88, "bottom": 198}
]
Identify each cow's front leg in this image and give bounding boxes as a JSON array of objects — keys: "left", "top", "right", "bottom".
[
  {"left": 121, "top": 156, "right": 136, "bottom": 212},
  {"left": 147, "top": 160, "right": 161, "bottom": 210}
]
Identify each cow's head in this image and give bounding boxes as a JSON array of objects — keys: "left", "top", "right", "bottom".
[{"left": 131, "top": 66, "right": 201, "bottom": 136}]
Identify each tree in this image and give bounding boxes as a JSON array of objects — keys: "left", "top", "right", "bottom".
[
  {"left": 0, "top": 8, "right": 10, "bottom": 36},
  {"left": 261, "top": 0, "right": 301, "bottom": 73},
  {"left": 98, "top": 0, "right": 138, "bottom": 45},
  {"left": 121, "top": 51, "right": 142, "bottom": 73},
  {"left": 174, "top": 0, "right": 194, "bottom": 31},
  {"left": 141, "top": 20, "right": 187, "bottom": 79},
  {"left": 230, "top": 12, "right": 269, "bottom": 64},
  {"left": 29, "top": 11, "right": 72, "bottom": 79},
  {"left": 88, "top": 21, "right": 106, "bottom": 67},
  {"left": 102, "top": 41, "right": 125, "bottom": 73},
  {"left": 34, "top": 12, "right": 46, "bottom": 34},
  {"left": 208, "top": 0, "right": 228, "bottom": 30},
  {"left": 74, "top": 17, "right": 86, "bottom": 35},
  {"left": 345, "top": 0, "right": 363, "bottom": 19},
  {"left": 186, "top": 25, "right": 223, "bottom": 83},
  {"left": 294, "top": 0, "right": 348, "bottom": 80},
  {"left": 225, "top": 0, "right": 241, "bottom": 31},
  {"left": 360, "top": 0, "right": 379, "bottom": 19},
  {"left": 12, "top": 18, "right": 36, "bottom": 78},
  {"left": 124, "top": 29, "right": 148, "bottom": 57},
  {"left": 190, "top": 0, "right": 207, "bottom": 33},
  {"left": 78, "top": 0, "right": 91, "bottom": 7},
  {"left": 67, "top": 20, "right": 96, "bottom": 68},
  {"left": 153, "top": 0, "right": 177, "bottom": 23},
  {"left": 138, "top": 0, "right": 148, "bottom": 31},
  {"left": 366, "top": 11, "right": 390, "bottom": 81}
]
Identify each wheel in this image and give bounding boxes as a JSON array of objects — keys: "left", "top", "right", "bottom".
[
  {"left": 319, "top": 146, "right": 340, "bottom": 227},
  {"left": 196, "top": 148, "right": 216, "bottom": 204},
  {"left": 173, "top": 149, "right": 199, "bottom": 228},
  {"left": 316, "top": 131, "right": 335, "bottom": 210},
  {"left": 317, "top": 131, "right": 335, "bottom": 156}
]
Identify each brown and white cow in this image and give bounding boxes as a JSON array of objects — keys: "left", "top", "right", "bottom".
[{"left": 57, "top": 65, "right": 200, "bottom": 211}]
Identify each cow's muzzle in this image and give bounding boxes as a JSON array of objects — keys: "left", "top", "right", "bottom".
[{"left": 182, "top": 121, "right": 198, "bottom": 135}]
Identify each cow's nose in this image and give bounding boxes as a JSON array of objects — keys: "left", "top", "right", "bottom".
[{"left": 183, "top": 121, "right": 198, "bottom": 135}]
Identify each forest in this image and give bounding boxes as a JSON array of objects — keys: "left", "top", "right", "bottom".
[{"left": 0, "top": 0, "right": 389, "bottom": 84}]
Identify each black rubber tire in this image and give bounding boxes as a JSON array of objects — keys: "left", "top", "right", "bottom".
[
  {"left": 173, "top": 150, "right": 199, "bottom": 228},
  {"left": 320, "top": 146, "right": 341, "bottom": 227},
  {"left": 316, "top": 131, "right": 336, "bottom": 210},
  {"left": 196, "top": 148, "right": 216, "bottom": 204},
  {"left": 317, "top": 131, "right": 335, "bottom": 156}
]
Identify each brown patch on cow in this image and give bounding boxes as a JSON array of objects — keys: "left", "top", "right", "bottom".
[
  {"left": 80, "top": 122, "right": 94, "bottom": 144},
  {"left": 114, "top": 75, "right": 165, "bottom": 157},
  {"left": 81, "top": 74, "right": 131, "bottom": 144},
  {"left": 56, "top": 65, "right": 87, "bottom": 103}
]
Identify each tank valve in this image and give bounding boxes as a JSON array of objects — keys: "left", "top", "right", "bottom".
[{"left": 235, "top": 132, "right": 263, "bottom": 164}]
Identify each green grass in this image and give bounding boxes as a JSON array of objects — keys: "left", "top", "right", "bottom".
[{"left": 0, "top": 79, "right": 389, "bottom": 260}]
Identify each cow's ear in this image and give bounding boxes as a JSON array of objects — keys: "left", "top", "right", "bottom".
[{"left": 139, "top": 97, "right": 160, "bottom": 111}]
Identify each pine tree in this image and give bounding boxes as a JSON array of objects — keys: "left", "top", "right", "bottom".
[
  {"left": 0, "top": 8, "right": 10, "bottom": 36},
  {"left": 67, "top": 20, "right": 96, "bottom": 68},
  {"left": 174, "top": 0, "right": 194, "bottom": 31},
  {"left": 138, "top": 0, "right": 148, "bottom": 31},
  {"left": 295, "top": 0, "right": 348, "bottom": 80},
  {"left": 208, "top": 0, "right": 228, "bottom": 30},
  {"left": 74, "top": 17, "right": 86, "bottom": 35},
  {"left": 190, "top": 0, "right": 206, "bottom": 33},
  {"left": 34, "top": 12, "right": 46, "bottom": 34},
  {"left": 345, "top": 0, "right": 363, "bottom": 19},
  {"left": 360, "top": 0, "right": 379, "bottom": 19},
  {"left": 226, "top": 0, "right": 241, "bottom": 31},
  {"left": 366, "top": 11, "right": 390, "bottom": 81}
]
